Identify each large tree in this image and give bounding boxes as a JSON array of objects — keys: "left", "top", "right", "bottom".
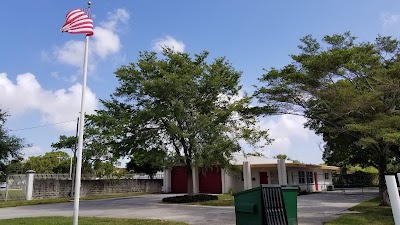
[
  {"left": 126, "top": 149, "right": 166, "bottom": 178},
  {"left": 0, "top": 109, "right": 26, "bottom": 174},
  {"left": 23, "top": 151, "right": 71, "bottom": 174},
  {"left": 92, "top": 49, "right": 270, "bottom": 195},
  {"left": 52, "top": 131, "right": 117, "bottom": 176},
  {"left": 256, "top": 32, "right": 400, "bottom": 205}
]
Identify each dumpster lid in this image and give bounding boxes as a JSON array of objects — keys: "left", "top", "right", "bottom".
[
  {"left": 260, "top": 184, "right": 299, "bottom": 190},
  {"left": 280, "top": 185, "right": 300, "bottom": 190},
  {"left": 232, "top": 186, "right": 261, "bottom": 196}
]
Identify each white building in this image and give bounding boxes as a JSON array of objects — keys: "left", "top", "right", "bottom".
[{"left": 163, "top": 154, "right": 339, "bottom": 194}]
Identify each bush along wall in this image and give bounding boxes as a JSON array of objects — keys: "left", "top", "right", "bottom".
[{"left": 162, "top": 194, "right": 218, "bottom": 203}]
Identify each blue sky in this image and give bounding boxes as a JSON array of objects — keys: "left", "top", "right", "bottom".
[{"left": 1, "top": 1, "right": 400, "bottom": 165}]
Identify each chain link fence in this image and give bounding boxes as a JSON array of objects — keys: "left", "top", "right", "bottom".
[
  {"left": 256, "top": 171, "right": 376, "bottom": 195},
  {"left": 0, "top": 174, "right": 27, "bottom": 201},
  {"left": 331, "top": 172, "right": 378, "bottom": 195}
]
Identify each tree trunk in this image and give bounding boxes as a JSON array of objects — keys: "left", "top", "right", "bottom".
[
  {"left": 186, "top": 166, "right": 194, "bottom": 196},
  {"left": 378, "top": 157, "right": 390, "bottom": 206}
]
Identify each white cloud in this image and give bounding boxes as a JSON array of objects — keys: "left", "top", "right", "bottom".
[
  {"left": 152, "top": 36, "right": 186, "bottom": 53},
  {"left": 101, "top": 8, "right": 130, "bottom": 30},
  {"left": 51, "top": 72, "right": 77, "bottom": 83},
  {"left": 382, "top": 13, "right": 400, "bottom": 34},
  {"left": 22, "top": 146, "right": 44, "bottom": 159},
  {"left": 258, "top": 114, "right": 316, "bottom": 157},
  {"left": 92, "top": 27, "right": 121, "bottom": 59},
  {"left": 54, "top": 40, "right": 85, "bottom": 67},
  {"left": 0, "top": 73, "right": 98, "bottom": 131},
  {"left": 53, "top": 8, "right": 130, "bottom": 69},
  {"left": 263, "top": 115, "right": 311, "bottom": 141}
]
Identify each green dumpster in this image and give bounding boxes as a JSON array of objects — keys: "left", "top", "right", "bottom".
[
  {"left": 234, "top": 186, "right": 264, "bottom": 225},
  {"left": 281, "top": 186, "right": 298, "bottom": 225},
  {"left": 233, "top": 185, "right": 298, "bottom": 225}
]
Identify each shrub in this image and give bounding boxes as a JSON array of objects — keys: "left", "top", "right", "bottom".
[
  {"left": 298, "top": 190, "right": 308, "bottom": 196},
  {"left": 162, "top": 194, "right": 218, "bottom": 203}
]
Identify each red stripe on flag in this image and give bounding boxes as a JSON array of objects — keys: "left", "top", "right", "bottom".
[{"left": 61, "top": 8, "right": 94, "bottom": 36}]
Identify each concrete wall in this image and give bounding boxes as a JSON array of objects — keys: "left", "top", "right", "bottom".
[{"left": 32, "top": 179, "right": 163, "bottom": 199}]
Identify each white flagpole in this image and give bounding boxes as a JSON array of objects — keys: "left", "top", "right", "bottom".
[{"left": 73, "top": 34, "right": 89, "bottom": 225}]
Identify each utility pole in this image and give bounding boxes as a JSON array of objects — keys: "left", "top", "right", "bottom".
[{"left": 70, "top": 117, "right": 79, "bottom": 197}]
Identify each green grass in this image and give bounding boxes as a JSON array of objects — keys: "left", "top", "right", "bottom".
[
  {"left": 80, "top": 192, "right": 146, "bottom": 200},
  {"left": 326, "top": 198, "right": 395, "bottom": 225},
  {"left": 0, "top": 189, "right": 25, "bottom": 199},
  {"left": 0, "top": 198, "right": 71, "bottom": 208},
  {"left": 0, "top": 192, "right": 147, "bottom": 208},
  {"left": 0, "top": 217, "right": 188, "bottom": 225},
  {"left": 188, "top": 194, "right": 234, "bottom": 206}
]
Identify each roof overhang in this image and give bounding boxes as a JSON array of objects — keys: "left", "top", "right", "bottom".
[{"left": 236, "top": 163, "right": 340, "bottom": 170}]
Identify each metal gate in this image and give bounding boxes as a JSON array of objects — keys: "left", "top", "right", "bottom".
[
  {"left": 262, "top": 186, "right": 288, "bottom": 225},
  {"left": 0, "top": 174, "right": 27, "bottom": 201}
]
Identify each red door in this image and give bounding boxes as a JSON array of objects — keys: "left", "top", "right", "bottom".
[
  {"left": 171, "top": 166, "right": 187, "bottom": 193},
  {"left": 260, "top": 172, "right": 269, "bottom": 185},
  {"left": 314, "top": 172, "right": 318, "bottom": 191},
  {"left": 199, "top": 168, "right": 222, "bottom": 194}
]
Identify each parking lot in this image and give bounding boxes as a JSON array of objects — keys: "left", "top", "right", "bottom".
[{"left": 0, "top": 189, "right": 378, "bottom": 225}]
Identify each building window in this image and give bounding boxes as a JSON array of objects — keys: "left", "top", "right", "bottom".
[
  {"left": 324, "top": 172, "right": 329, "bottom": 180},
  {"left": 298, "top": 171, "right": 305, "bottom": 184},
  {"left": 307, "top": 172, "right": 314, "bottom": 184}
]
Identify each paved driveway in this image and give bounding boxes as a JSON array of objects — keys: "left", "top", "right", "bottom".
[
  {"left": 297, "top": 188, "right": 378, "bottom": 225},
  {"left": 0, "top": 189, "right": 378, "bottom": 225},
  {"left": 0, "top": 195, "right": 234, "bottom": 225}
]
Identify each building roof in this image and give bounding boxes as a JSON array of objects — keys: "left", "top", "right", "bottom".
[
  {"left": 230, "top": 153, "right": 340, "bottom": 171},
  {"left": 230, "top": 154, "right": 293, "bottom": 165}
]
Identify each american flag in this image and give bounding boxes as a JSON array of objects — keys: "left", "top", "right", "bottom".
[{"left": 61, "top": 8, "right": 94, "bottom": 36}]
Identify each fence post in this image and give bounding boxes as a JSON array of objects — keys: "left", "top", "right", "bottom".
[
  {"left": 385, "top": 175, "right": 400, "bottom": 225},
  {"left": 26, "top": 170, "right": 35, "bottom": 200},
  {"left": 5, "top": 175, "right": 9, "bottom": 202}
]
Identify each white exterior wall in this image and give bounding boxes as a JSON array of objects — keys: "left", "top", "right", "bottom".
[
  {"left": 221, "top": 170, "right": 244, "bottom": 193},
  {"left": 220, "top": 165, "right": 337, "bottom": 194},
  {"left": 250, "top": 168, "right": 270, "bottom": 188},
  {"left": 287, "top": 168, "right": 335, "bottom": 192}
]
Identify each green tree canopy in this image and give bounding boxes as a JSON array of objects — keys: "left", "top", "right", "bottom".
[
  {"left": 126, "top": 149, "right": 166, "bottom": 178},
  {"left": 23, "top": 151, "right": 70, "bottom": 174},
  {"left": 52, "top": 132, "right": 117, "bottom": 176},
  {"left": 0, "top": 109, "right": 27, "bottom": 174},
  {"left": 273, "top": 154, "right": 301, "bottom": 163},
  {"left": 91, "top": 49, "right": 271, "bottom": 195},
  {"left": 51, "top": 135, "right": 76, "bottom": 151},
  {"left": 256, "top": 32, "right": 400, "bottom": 205}
]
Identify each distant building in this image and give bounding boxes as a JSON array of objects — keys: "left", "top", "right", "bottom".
[{"left": 163, "top": 154, "right": 339, "bottom": 194}]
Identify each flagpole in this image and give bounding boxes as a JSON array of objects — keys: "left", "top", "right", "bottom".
[{"left": 72, "top": 34, "right": 89, "bottom": 225}]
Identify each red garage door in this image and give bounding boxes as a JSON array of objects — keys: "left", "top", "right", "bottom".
[
  {"left": 171, "top": 166, "right": 187, "bottom": 193},
  {"left": 199, "top": 167, "right": 222, "bottom": 194}
]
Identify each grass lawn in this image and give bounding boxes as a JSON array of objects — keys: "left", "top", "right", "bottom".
[
  {"left": 0, "top": 189, "right": 25, "bottom": 200},
  {"left": 80, "top": 192, "right": 146, "bottom": 200},
  {"left": 0, "top": 198, "right": 72, "bottom": 208},
  {"left": 0, "top": 192, "right": 147, "bottom": 208},
  {"left": 0, "top": 217, "right": 188, "bottom": 225},
  {"left": 326, "top": 198, "right": 394, "bottom": 225},
  {"left": 188, "top": 194, "right": 234, "bottom": 206}
]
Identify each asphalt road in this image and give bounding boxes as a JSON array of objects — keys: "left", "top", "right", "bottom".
[{"left": 0, "top": 189, "right": 378, "bottom": 225}]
